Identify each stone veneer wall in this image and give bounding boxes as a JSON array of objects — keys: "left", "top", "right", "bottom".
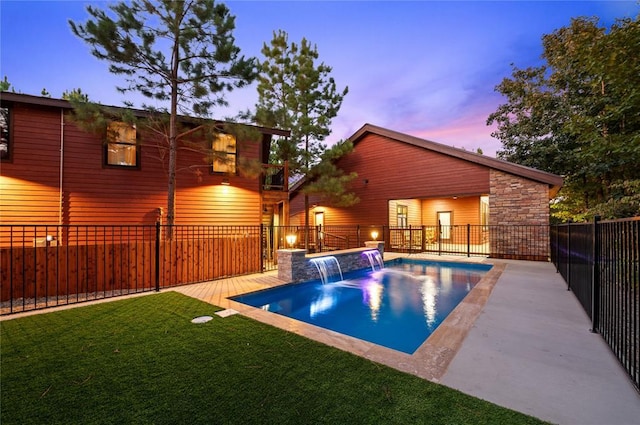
[
  {"left": 489, "top": 169, "right": 550, "bottom": 260},
  {"left": 277, "top": 242, "right": 385, "bottom": 283}
]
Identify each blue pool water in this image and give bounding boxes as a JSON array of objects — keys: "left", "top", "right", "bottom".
[{"left": 232, "top": 258, "right": 492, "bottom": 354}]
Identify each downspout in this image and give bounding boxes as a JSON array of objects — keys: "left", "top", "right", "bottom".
[{"left": 58, "top": 109, "right": 64, "bottom": 236}]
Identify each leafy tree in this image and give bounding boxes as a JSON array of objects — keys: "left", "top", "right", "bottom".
[
  {"left": 488, "top": 15, "right": 640, "bottom": 220},
  {"left": 69, "top": 0, "right": 257, "bottom": 228},
  {"left": 255, "top": 30, "right": 355, "bottom": 247}
]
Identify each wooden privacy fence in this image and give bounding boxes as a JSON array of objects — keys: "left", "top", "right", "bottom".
[
  {"left": 1, "top": 242, "right": 156, "bottom": 302},
  {"left": 159, "top": 235, "right": 261, "bottom": 287},
  {"left": 1, "top": 224, "right": 261, "bottom": 313}
]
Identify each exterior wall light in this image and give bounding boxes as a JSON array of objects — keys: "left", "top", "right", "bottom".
[
  {"left": 221, "top": 178, "right": 230, "bottom": 186},
  {"left": 371, "top": 231, "right": 378, "bottom": 241},
  {"left": 286, "top": 234, "right": 297, "bottom": 248}
]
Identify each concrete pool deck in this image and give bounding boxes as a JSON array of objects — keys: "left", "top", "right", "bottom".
[
  {"left": 171, "top": 253, "right": 640, "bottom": 425},
  {"left": 440, "top": 258, "right": 640, "bottom": 425}
]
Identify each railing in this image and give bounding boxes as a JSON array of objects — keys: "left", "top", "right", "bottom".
[
  {"left": 551, "top": 217, "right": 639, "bottom": 392},
  {"left": 261, "top": 162, "right": 288, "bottom": 192},
  {"left": 2, "top": 223, "right": 553, "bottom": 315},
  {"left": 384, "top": 224, "right": 549, "bottom": 261},
  {"left": 271, "top": 224, "right": 549, "bottom": 261},
  {"left": 4, "top": 219, "right": 636, "bottom": 391}
]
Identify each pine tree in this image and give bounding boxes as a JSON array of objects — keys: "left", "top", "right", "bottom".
[
  {"left": 70, "top": 0, "right": 257, "bottom": 228},
  {"left": 255, "top": 30, "right": 355, "bottom": 248},
  {"left": 62, "top": 88, "right": 90, "bottom": 102}
]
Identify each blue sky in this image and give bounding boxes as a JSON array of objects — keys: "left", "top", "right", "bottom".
[{"left": 1, "top": 1, "right": 638, "bottom": 156}]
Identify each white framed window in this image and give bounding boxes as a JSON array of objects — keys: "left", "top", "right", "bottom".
[{"left": 397, "top": 205, "right": 408, "bottom": 228}]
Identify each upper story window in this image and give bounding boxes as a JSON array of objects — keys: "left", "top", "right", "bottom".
[
  {"left": 212, "top": 133, "right": 237, "bottom": 174},
  {"left": 397, "top": 205, "right": 408, "bottom": 228},
  {"left": 106, "top": 121, "right": 138, "bottom": 167},
  {"left": 1, "top": 106, "right": 11, "bottom": 161}
]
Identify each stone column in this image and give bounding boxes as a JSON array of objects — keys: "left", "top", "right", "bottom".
[
  {"left": 489, "top": 169, "right": 550, "bottom": 260},
  {"left": 277, "top": 249, "right": 307, "bottom": 282}
]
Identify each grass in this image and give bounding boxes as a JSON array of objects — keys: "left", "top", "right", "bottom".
[{"left": 1, "top": 292, "right": 549, "bottom": 424}]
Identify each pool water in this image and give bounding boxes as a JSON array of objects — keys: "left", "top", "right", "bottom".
[{"left": 232, "top": 259, "right": 491, "bottom": 354}]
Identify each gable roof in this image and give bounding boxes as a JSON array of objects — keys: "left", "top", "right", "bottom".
[
  {"left": 349, "top": 123, "right": 563, "bottom": 197},
  {"left": 0, "top": 91, "right": 290, "bottom": 137}
]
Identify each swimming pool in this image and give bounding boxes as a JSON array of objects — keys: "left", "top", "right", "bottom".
[{"left": 232, "top": 258, "right": 492, "bottom": 354}]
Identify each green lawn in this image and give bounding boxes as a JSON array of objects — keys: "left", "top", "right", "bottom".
[{"left": 1, "top": 292, "right": 548, "bottom": 424}]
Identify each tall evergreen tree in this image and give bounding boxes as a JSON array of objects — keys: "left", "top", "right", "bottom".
[
  {"left": 62, "top": 88, "right": 90, "bottom": 102},
  {"left": 70, "top": 0, "right": 256, "bottom": 228},
  {"left": 488, "top": 15, "right": 640, "bottom": 220},
  {"left": 255, "top": 30, "right": 355, "bottom": 248}
]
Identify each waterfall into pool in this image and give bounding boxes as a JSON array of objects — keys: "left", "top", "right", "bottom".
[
  {"left": 310, "top": 256, "right": 343, "bottom": 284},
  {"left": 363, "top": 250, "right": 384, "bottom": 271},
  {"left": 232, "top": 258, "right": 492, "bottom": 354}
]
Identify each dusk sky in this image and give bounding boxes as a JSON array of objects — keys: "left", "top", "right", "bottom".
[{"left": 1, "top": 1, "right": 638, "bottom": 156}]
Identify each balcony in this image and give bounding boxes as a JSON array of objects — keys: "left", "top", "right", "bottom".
[{"left": 261, "top": 162, "right": 289, "bottom": 202}]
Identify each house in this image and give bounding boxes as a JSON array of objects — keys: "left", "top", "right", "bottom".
[
  {"left": 0, "top": 92, "right": 293, "bottom": 305},
  {"left": 289, "top": 123, "right": 563, "bottom": 259},
  {"left": 0, "top": 92, "right": 290, "bottom": 236}
]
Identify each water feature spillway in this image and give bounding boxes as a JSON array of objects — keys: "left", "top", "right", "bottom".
[
  {"left": 310, "top": 256, "right": 343, "bottom": 284},
  {"left": 363, "top": 250, "right": 384, "bottom": 271}
]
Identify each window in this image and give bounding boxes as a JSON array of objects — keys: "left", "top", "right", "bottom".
[
  {"left": 315, "top": 211, "right": 325, "bottom": 241},
  {"left": 480, "top": 195, "right": 489, "bottom": 228},
  {"left": 212, "top": 133, "right": 237, "bottom": 174},
  {"left": 397, "top": 205, "right": 408, "bottom": 228},
  {"left": 106, "top": 121, "right": 138, "bottom": 167},
  {"left": 1, "top": 106, "right": 10, "bottom": 161}
]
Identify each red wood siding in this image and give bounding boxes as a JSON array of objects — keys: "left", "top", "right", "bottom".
[
  {"left": 1, "top": 103, "right": 262, "bottom": 226},
  {"left": 0, "top": 104, "right": 61, "bottom": 224},
  {"left": 290, "top": 133, "right": 490, "bottom": 226},
  {"left": 176, "top": 185, "right": 259, "bottom": 225},
  {"left": 421, "top": 196, "right": 481, "bottom": 226},
  {"left": 62, "top": 118, "right": 164, "bottom": 224}
]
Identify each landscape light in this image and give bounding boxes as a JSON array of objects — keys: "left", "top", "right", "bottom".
[
  {"left": 371, "top": 231, "right": 378, "bottom": 241},
  {"left": 286, "top": 234, "right": 297, "bottom": 248}
]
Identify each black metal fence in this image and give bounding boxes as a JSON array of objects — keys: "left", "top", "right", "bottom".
[
  {"left": 4, "top": 219, "right": 636, "bottom": 390},
  {"left": 276, "top": 224, "right": 550, "bottom": 261},
  {"left": 2, "top": 223, "right": 550, "bottom": 315},
  {"left": 551, "top": 217, "right": 639, "bottom": 392},
  {"left": 1, "top": 224, "right": 263, "bottom": 315}
]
